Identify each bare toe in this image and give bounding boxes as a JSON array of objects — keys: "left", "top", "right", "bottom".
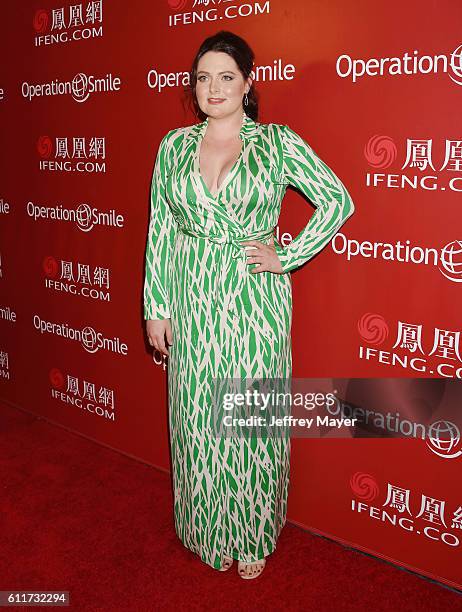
[
  {"left": 218, "top": 555, "right": 234, "bottom": 572},
  {"left": 238, "top": 559, "right": 266, "bottom": 579}
]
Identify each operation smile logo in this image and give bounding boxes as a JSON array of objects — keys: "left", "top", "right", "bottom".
[
  {"left": 333, "top": 235, "right": 462, "bottom": 284},
  {"left": 147, "top": 57, "right": 294, "bottom": 94},
  {"left": 22, "top": 72, "right": 121, "bottom": 103},
  {"left": 33, "top": 315, "right": 128, "bottom": 355},
  {"left": 350, "top": 472, "right": 462, "bottom": 548},
  {"left": 336, "top": 44, "right": 462, "bottom": 85},
  {"left": 27, "top": 201, "right": 124, "bottom": 232},
  {"left": 215, "top": 382, "right": 462, "bottom": 460},
  {"left": 324, "top": 392, "right": 462, "bottom": 461}
]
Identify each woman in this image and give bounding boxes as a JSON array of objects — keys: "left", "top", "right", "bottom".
[{"left": 144, "top": 31, "right": 355, "bottom": 579}]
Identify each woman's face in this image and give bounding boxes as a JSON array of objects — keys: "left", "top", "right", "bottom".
[{"left": 195, "top": 51, "right": 251, "bottom": 119}]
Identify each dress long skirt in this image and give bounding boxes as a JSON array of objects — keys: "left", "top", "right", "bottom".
[{"left": 167, "top": 229, "right": 292, "bottom": 569}]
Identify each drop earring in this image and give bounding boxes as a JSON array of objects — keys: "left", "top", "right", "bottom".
[{"left": 244, "top": 92, "right": 249, "bottom": 106}]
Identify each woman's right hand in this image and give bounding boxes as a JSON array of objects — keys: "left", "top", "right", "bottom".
[{"left": 146, "top": 319, "right": 173, "bottom": 358}]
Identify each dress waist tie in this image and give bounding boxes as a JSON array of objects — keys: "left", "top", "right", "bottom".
[{"left": 178, "top": 226, "right": 275, "bottom": 305}]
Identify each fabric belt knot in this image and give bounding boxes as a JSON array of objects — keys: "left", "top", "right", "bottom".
[{"left": 178, "top": 226, "right": 275, "bottom": 305}]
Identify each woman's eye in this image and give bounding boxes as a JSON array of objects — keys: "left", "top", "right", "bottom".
[{"left": 197, "top": 75, "right": 233, "bottom": 81}]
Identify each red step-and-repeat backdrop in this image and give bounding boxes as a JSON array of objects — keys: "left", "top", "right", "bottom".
[{"left": 1, "top": 0, "right": 461, "bottom": 592}]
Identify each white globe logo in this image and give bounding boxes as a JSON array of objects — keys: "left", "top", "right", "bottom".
[
  {"left": 76, "top": 204, "right": 94, "bottom": 232},
  {"left": 81, "top": 326, "right": 99, "bottom": 353},
  {"left": 72, "top": 73, "right": 89, "bottom": 102},
  {"left": 426, "top": 420, "right": 462, "bottom": 459},
  {"left": 439, "top": 240, "right": 462, "bottom": 282},
  {"left": 449, "top": 44, "right": 462, "bottom": 85}
]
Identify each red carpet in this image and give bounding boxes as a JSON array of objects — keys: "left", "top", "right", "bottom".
[{"left": 1, "top": 401, "right": 460, "bottom": 611}]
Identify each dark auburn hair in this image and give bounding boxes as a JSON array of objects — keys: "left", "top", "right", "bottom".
[{"left": 186, "top": 30, "right": 259, "bottom": 122}]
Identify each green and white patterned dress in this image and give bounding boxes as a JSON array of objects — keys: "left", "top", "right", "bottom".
[{"left": 144, "top": 110, "right": 354, "bottom": 568}]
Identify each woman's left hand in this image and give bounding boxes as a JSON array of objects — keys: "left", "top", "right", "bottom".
[{"left": 241, "top": 240, "right": 284, "bottom": 274}]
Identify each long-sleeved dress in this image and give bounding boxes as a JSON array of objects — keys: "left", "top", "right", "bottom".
[{"left": 144, "top": 110, "right": 355, "bottom": 569}]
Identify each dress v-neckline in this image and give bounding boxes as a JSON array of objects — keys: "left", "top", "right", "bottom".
[{"left": 196, "top": 115, "right": 245, "bottom": 200}]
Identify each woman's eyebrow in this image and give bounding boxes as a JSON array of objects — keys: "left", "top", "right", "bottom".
[{"left": 197, "top": 70, "right": 236, "bottom": 75}]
